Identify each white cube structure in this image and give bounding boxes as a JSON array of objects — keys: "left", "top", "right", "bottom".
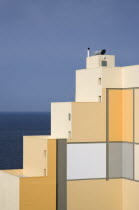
[{"left": 51, "top": 102, "right": 72, "bottom": 138}]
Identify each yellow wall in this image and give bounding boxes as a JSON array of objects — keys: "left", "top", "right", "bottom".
[
  {"left": 20, "top": 139, "right": 56, "bottom": 210},
  {"left": 123, "top": 179, "right": 139, "bottom": 210},
  {"left": 71, "top": 89, "right": 106, "bottom": 142},
  {"left": 67, "top": 179, "right": 122, "bottom": 210},
  {"left": 109, "top": 89, "right": 133, "bottom": 142},
  {"left": 67, "top": 179, "right": 139, "bottom": 210}
]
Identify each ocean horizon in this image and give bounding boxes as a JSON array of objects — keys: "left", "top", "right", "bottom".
[{"left": 0, "top": 112, "right": 51, "bottom": 170}]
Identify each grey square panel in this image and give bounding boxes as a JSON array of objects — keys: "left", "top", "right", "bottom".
[
  {"left": 109, "top": 143, "right": 123, "bottom": 178},
  {"left": 122, "top": 143, "right": 133, "bottom": 179},
  {"left": 109, "top": 142, "right": 133, "bottom": 179}
]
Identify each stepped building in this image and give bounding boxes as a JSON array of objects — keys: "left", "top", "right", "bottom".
[{"left": 0, "top": 50, "right": 139, "bottom": 210}]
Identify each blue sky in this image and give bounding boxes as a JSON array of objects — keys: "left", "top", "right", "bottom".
[{"left": 0, "top": 0, "right": 139, "bottom": 112}]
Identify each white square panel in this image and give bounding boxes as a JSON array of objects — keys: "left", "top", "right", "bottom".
[
  {"left": 135, "top": 144, "right": 139, "bottom": 180},
  {"left": 67, "top": 143, "right": 106, "bottom": 180}
]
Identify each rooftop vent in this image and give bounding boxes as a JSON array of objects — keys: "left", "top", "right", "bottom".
[{"left": 93, "top": 49, "right": 106, "bottom": 55}]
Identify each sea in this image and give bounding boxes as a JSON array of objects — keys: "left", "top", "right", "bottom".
[{"left": 0, "top": 112, "right": 51, "bottom": 170}]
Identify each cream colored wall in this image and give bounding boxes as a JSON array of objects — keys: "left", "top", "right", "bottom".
[
  {"left": 76, "top": 68, "right": 102, "bottom": 102},
  {"left": 0, "top": 171, "right": 19, "bottom": 210},
  {"left": 76, "top": 66, "right": 139, "bottom": 96},
  {"left": 102, "top": 67, "right": 123, "bottom": 88},
  {"left": 103, "top": 66, "right": 139, "bottom": 88},
  {"left": 86, "top": 55, "right": 115, "bottom": 69},
  {"left": 23, "top": 136, "right": 47, "bottom": 177},
  {"left": 51, "top": 102, "right": 72, "bottom": 138},
  {"left": 3, "top": 169, "right": 23, "bottom": 176},
  {"left": 67, "top": 179, "right": 122, "bottom": 210},
  {"left": 86, "top": 56, "right": 100, "bottom": 69},
  {"left": 76, "top": 65, "right": 139, "bottom": 103},
  {"left": 122, "top": 66, "right": 139, "bottom": 88},
  {"left": 70, "top": 89, "right": 106, "bottom": 142}
]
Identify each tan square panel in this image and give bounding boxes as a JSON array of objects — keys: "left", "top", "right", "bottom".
[
  {"left": 67, "top": 179, "right": 122, "bottom": 210},
  {"left": 70, "top": 89, "right": 106, "bottom": 142},
  {"left": 123, "top": 179, "right": 139, "bottom": 210}
]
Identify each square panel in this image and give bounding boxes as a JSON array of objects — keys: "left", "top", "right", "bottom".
[
  {"left": 67, "top": 143, "right": 106, "bottom": 180},
  {"left": 135, "top": 89, "right": 139, "bottom": 143},
  {"left": 122, "top": 143, "right": 133, "bottom": 179},
  {"left": 109, "top": 142, "right": 133, "bottom": 179},
  {"left": 71, "top": 89, "right": 106, "bottom": 142},
  {"left": 109, "top": 143, "right": 123, "bottom": 178},
  {"left": 108, "top": 89, "right": 133, "bottom": 142},
  {"left": 134, "top": 144, "right": 139, "bottom": 180}
]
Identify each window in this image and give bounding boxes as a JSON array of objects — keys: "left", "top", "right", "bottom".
[
  {"left": 44, "top": 150, "right": 46, "bottom": 157},
  {"left": 102, "top": 61, "right": 107, "bottom": 66},
  {"left": 68, "top": 131, "right": 72, "bottom": 139},
  {"left": 98, "top": 96, "right": 102, "bottom": 102},
  {"left": 98, "top": 78, "right": 102, "bottom": 85},
  {"left": 44, "top": 169, "right": 47, "bottom": 176},
  {"left": 68, "top": 113, "right": 71, "bottom": 121}
]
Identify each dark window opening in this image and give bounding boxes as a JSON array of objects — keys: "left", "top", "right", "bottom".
[{"left": 102, "top": 61, "right": 107, "bottom": 66}]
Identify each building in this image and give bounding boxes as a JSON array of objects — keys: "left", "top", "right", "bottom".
[{"left": 0, "top": 50, "right": 139, "bottom": 210}]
